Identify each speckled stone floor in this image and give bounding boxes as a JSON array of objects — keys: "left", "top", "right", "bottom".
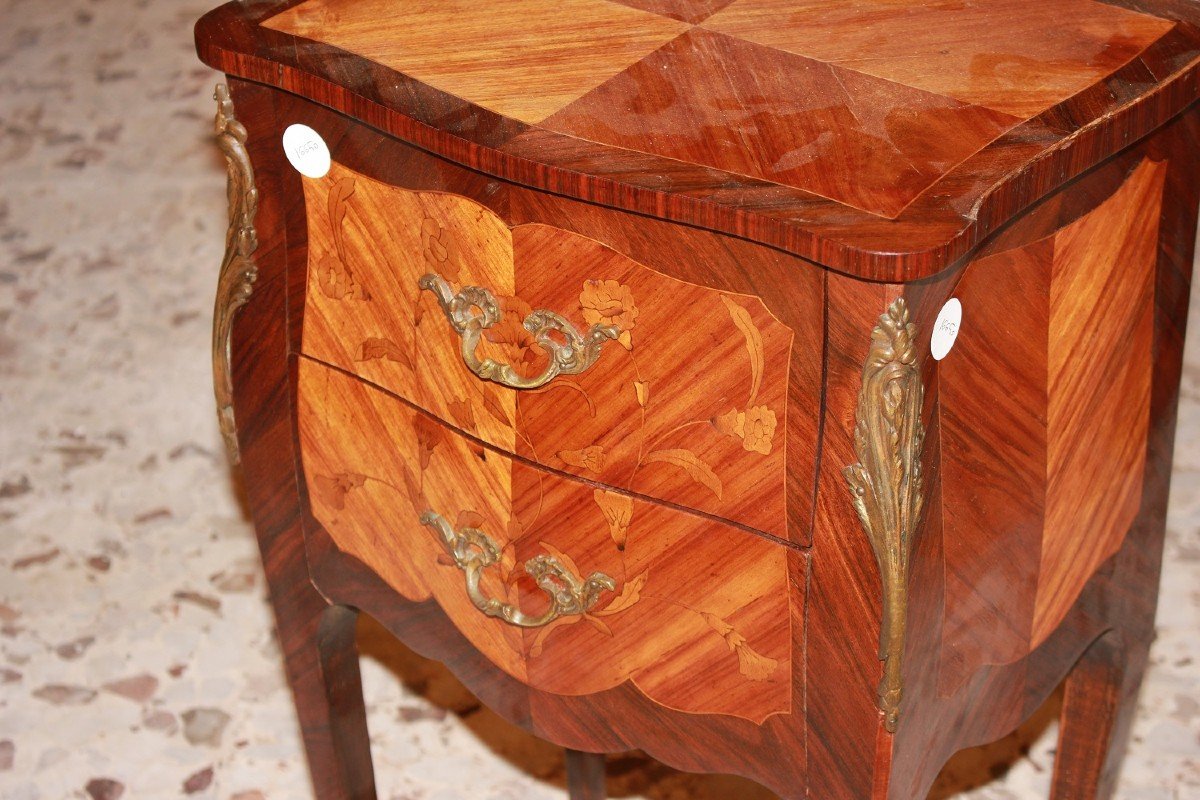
[{"left": 0, "top": 1, "right": 1197, "bottom": 798}]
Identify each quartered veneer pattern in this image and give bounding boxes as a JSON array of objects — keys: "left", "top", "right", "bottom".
[
  {"left": 702, "top": 0, "right": 1175, "bottom": 117},
  {"left": 264, "top": 0, "right": 1174, "bottom": 218}
]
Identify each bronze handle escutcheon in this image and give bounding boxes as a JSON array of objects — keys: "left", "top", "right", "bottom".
[
  {"left": 419, "top": 510, "right": 616, "bottom": 628},
  {"left": 417, "top": 273, "right": 618, "bottom": 390}
]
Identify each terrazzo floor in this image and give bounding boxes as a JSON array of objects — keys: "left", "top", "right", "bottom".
[{"left": 0, "top": 1, "right": 1197, "bottom": 798}]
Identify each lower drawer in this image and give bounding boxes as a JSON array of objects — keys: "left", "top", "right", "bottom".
[{"left": 296, "top": 357, "right": 794, "bottom": 723}]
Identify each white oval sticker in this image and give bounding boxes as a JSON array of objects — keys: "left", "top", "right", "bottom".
[
  {"left": 282, "top": 124, "right": 331, "bottom": 179},
  {"left": 931, "top": 298, "right": 962, "bottom": 361}
]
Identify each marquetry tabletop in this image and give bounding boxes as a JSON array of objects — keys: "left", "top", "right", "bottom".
[{"left": 197, "top": 0, "right": 1200, "bottom": 278}]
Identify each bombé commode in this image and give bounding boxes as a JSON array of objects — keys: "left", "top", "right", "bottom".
[{"left": 195, "top": 1, "right": 1200, "bottom": 797}]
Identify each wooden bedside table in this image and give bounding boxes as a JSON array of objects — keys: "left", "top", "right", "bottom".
[{"left": 195, "top": 1, "right": 1200, "bottom": 798}]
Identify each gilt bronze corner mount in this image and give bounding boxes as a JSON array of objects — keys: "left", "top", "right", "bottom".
[
  {"left": 212, "top": 83, "right": 259, "bottom": 464},
  {"left": 843, "top": 297, "right": 927, "bottom": 733}
]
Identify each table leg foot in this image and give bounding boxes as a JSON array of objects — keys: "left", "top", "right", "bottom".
[
  {"left": 565, "top": 749, "right": 607, "bottom": 800},
  {"left": 1050, "top": 631, "right": 1150, "bottom": 800}
]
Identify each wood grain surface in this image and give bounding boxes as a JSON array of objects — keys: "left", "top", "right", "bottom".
[
  {"left": 298, "top": 163, "right": 796, "bottom": 539},
  {"left": 539, "top": 26, "right": 1019, "bottom": 218},
  {"left": 263, "top": 0, "right": 690, "bottom": 124},
  {"left": 937, "top": 156, "right": 1164, "bottom": 684},
  {"left": 296, "top": 357, "right": 793, "bottom": 721},
  {"left": 1036, "top": 157, "right": 1162, "bottom": 644},
  {"left": 881, "top": 112, "right": 1198, "bottom": 800},
  {"left": 702, "top": 0, "right": 1174, "bottom": 117},
  {"left": 194, "top": 0, "right": 1200, "bottom": 279},
  {"left": 213, "top": 75, "right": 1199, "bottom": 800},
  {"left": 227, "top": 82, "right": 809, "bottom": 799}
]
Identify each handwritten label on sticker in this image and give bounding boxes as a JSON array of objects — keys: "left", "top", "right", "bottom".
[
  {"left": 931, "top": 298, "right": 962, "bottom": 361},
  {"left": 282, "top": 124, "right": 331, "bottom": 179}
]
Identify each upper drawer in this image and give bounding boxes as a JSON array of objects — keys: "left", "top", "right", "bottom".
[{"left": 298, "top": 161, "right": 801, "bottom": 539}]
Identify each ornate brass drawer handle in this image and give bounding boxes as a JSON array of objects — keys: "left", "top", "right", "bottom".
[
  {"left": 419, "top": 510, "right": 616, "bottom": 628},
  {"left": 418, "top": 273, "right": 619, "bottom": 390}
]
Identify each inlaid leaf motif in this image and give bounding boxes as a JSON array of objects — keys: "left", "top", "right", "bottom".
[
  {"left": 311, "top": 472, "right": 366, "bottom": 512},
  {"left": 701, "top": 612, "right": 778, "bottom": 681},
  {"left": 595, "top": 570, "right": 647, "bottom": 617},
  {"left": 414, "top": 415, "right": 443, "bottom": 470},
  {"left": 583, "top": 614, "right": 614, "bottom": 637},
  {"left": 529, "top": 616, "right": 579, "bottom": 657},
  {"left": 643, "top": 449, "right": 723, "bottom": 499},
  {"left": 327, "top": 176, "right": 356, "bottom": 261},
  {"left": 593, "top": 489, "right": 632, "bottom": 550},
  {"left": 447, "top": 399, "right": 477, "bottom": 432},
  {"left": 634, "top": 381, "right": 649, "bottom": 407},
  {"left": 499, "top": 541, "right": 517, "bottom": 584},
  {"left": 420, "top": 216, "right": 460, "bottom": 282},
  {"left": 478, "top": 387, "right": 512, "bottom": 428},
  {"left": 456, "top": 510, "right": 486, "bottom": 530},
  {"left": 720, "top": 294, "right": 764, "bottom": 405},
  {"left": 559, "top": 446, "right": 605, "bottom": 474},
  {"left": 398, "top": 461, "right": 425, "bottom": 509},
  {"left": 317, "top": 176, "right": 369, "bottom": 301},
  {"left": 357, "top": 337, "right": 413, "bottom": 369},
  {"left": 423, "top": 218, "right": 447, "bottom": 261}
]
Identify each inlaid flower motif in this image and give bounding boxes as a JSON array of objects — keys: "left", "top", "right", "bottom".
[
  {"left": 595, "top": 570, "right": 646, "bottom": 616},
  {"left": 731, "top": 635, "right": 779, "bottom": 682},
  {"left": 559, "top": 446, "right": 606, "bottom": 474},
  {"left": 593, "top": 488, "right": 632, "bottom": 550},
  {"left": 702, "top": 612, "right": 778, "bottom": 682},
  {"left": 580, "top": 279, "right": 638, "bottom": 349},
  {"left": 312, "top": 472, "right": 366, "bottom": 512},
  {"left": 634, "top": 381, "right": 649, "bottom": 407},
  {"left": 447, "top": 398, "right": 477, "bottom": 432},
  {"left": 712, "top": 408, "right": 740, "bottom": 438},
  {"left": 740, "top": 406, "right": 777, "bottom": 455},
  {"left": 711, "top": 405, "right": 778, "bottom": 455},
  {"left": 483, "top": 297, "right": 539, "bottom": 368},
  {"left": 421, "top": 216, "right": 460, "bottom": 281}
]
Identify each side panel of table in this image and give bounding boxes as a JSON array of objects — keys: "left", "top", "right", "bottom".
[{"left": 878, "top": 108, "right": 1200, "bottom": 800}]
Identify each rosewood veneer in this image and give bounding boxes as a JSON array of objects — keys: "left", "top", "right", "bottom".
[{"left": 195, "top": 1, "right": 1200, "bottom": 797}]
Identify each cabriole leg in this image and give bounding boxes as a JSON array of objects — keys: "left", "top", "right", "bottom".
[{"left": 1050, "top": 632, "right": 1150, "bottom": 800}]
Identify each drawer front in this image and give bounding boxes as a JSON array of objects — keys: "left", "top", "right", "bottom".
[
  {"left": 299, "top": 162, "right": 794, "bottom": 538},
  {"left": 297, "top": 358, "right": 793, "bottom": 722}
]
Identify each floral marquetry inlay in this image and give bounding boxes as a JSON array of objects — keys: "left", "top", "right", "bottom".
[
  {"left": 297, "top": 359, "right": 793, "bottom": 722},
  {"left": 299, "top": 162, "right": 794, "bottom": 538}
]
